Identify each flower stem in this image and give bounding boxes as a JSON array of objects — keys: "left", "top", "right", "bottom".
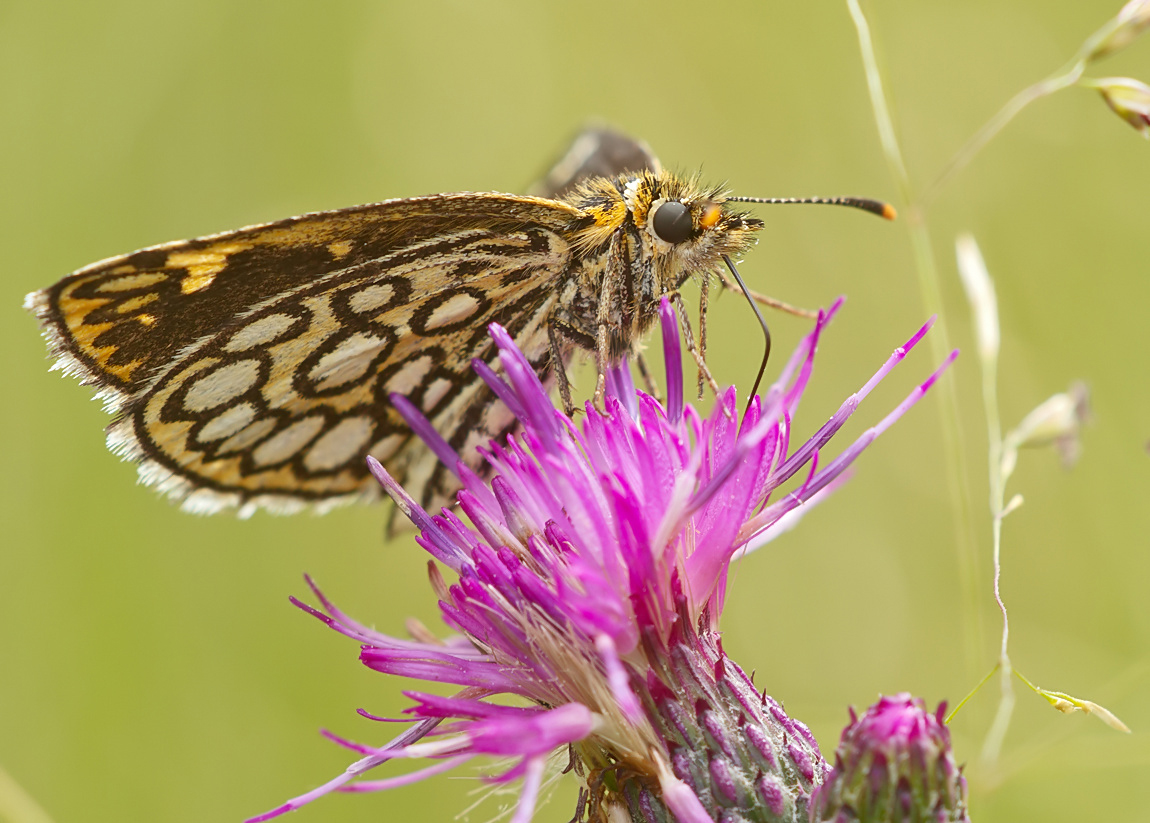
[
  {"left": 847, "top": 0, "right": 983, "bottom": 673},
  {"left": 978, "top": 316, "right": 1014, "bottom": 765},
  {"left": 920, "top": 60, "right": 1086, "bottom": 206}
]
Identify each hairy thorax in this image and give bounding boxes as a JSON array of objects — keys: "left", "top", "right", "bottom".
[{"left": 553, "top": 170, "right": 763, "bottom": 363}]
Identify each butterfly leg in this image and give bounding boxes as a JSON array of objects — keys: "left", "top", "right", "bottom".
[
  {"left": 698, "top": 275, "right": 709, "bottom": 399},
  {"left": 550, "top": 316, "right": 660, "bottom": 409},
  {"left": 593, "top": 249, "right": 624, "bottom": 412},
  {"left": 594, "top": 323, "right": 610, "bottom": 411},
  {"left": 634, "top": 351, "right": 662, "bottom": 403},
  {"left": 717, "top": 273, "right": 818, "bottom": 319},
  {"left": 547, "top": 318, "right": 595, "bottom": 415},
  {"left": 673, "top": 292, "right": 732, "bottom": 420}
]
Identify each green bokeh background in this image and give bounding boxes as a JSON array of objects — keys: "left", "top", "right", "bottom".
[{"left": 2, "top": 2, "right": 1147, "bottom": 821}]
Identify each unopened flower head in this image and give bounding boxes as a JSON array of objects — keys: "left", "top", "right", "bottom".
[
  {"left": 1003, "top": 381, "right": 1091, "bottom": 474},
  {"left": 1085, "top": 0, "right": 1150, "bottom": 61},
  {"left": 1091, "top": 76, "right": 1150, "bottom": 138},
  {"left": 249, "top": 299, "right": 954, "bottom": 823},
  {"left": 810, "top": 694, "right": 970, "bottom": 823}
]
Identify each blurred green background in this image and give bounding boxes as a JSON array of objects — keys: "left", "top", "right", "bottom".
[{"left": 2, "top": 1, "right": 1146, "bottom": 821}]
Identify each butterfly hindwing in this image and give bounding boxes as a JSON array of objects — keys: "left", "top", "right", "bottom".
[{"left": 28, "top": 194, "right": 580, "bottom": 514}]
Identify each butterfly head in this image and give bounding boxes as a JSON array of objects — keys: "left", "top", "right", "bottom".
[{"left": 566, "top": 170, "right": 763, "bottom": 278}]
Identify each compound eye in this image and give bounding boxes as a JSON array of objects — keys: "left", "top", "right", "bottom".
[{"left": 651, "top": 201, "right": 693, "bottom": 244}]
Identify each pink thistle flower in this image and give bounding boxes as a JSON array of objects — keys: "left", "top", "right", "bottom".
[{"left": 249, "top": 298, "right": 955, "bottom": 823}]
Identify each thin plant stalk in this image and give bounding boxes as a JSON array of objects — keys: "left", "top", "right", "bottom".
[
  {"left": 921, "top": 62, "right": 1085, "bottom": 206},
  {"left": 847, "top": 0, "right": 1146, "bottom": 764},
  {"left": 954, "top": 235, "right": 1014, "bottom": 764},
  {"left": 846, "top": 0, "right": 983, "bottom": 672},
  {"left": 920, "top": 0, "right": 1150, "bottom": 204}
]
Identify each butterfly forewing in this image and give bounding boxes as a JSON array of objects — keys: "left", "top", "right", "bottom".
[
  {"left": 29, "top": 193, "right": 579, "bottom": 515},
  {"left": 29, "top": 130, "right": 769, "bottom": 519}
]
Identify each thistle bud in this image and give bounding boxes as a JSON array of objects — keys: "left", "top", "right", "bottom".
[{"left": 809, "top": 694, "right": 969, "bottom": 823}]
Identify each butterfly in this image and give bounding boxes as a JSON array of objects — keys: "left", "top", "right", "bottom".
[{"left": 26, "top": 129, "right": 891, "bottom": 519}]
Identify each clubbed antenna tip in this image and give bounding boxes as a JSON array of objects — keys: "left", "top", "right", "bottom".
[{"left": 730, "top": 194, "right": 897, "bottom": 220}]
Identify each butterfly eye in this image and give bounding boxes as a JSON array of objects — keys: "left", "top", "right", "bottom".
[{"left": 651, "top": 201, "right": 693, "bottom": 244}]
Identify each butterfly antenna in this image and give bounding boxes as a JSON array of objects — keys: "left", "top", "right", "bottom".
[
  {"left": 728, "top": 195, "right": 897, "bottom": 220},
  {"left": 722, "top": 194, "right": 895, "bottom": 410},
  {"left": 722, "top": 255, "right": 770, "bottom": 415}
]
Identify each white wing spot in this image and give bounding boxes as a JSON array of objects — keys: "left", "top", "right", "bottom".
[
  {"left": 421, "top": 377, "right": 454, "bottom": 412},
  {"left": 304, "top": 416, "right": 375, "bottom": 472},
  {"left": 384, "top": 354, "right": 433, "bottom": 396},
  {"left": 348, "top": 283, "right": 395, "bottom": 314},
  {"left": 466, "top": 400, "right": 516, "bottom": 454},
  {"left": 308, "top": 332, "right": 389, "bottom": 391},
  {"left": 369, "top": 433, "right": 404, "bottom": 462},
  {"left": 183, "top": 360, "right": 262, "bottom": 412},
  {"left": 424, "top": 291, "right": 481, "bottom": 331},
  {"left": 225, "top": 314, "right": 297, "bottom": 352},
  {"left": 197, "top": 402, "right": 258, "bottom": 443},
  {"left": 252, "top": 416, "right": 326, "bottom": 467},
  {"left": 217, "top": 417, "right": 278, "bottom": 455}
]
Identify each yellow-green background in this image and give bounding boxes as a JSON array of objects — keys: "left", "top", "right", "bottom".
[{"left": 3, "top": 2, "right": 1146, "bottom": 821}]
